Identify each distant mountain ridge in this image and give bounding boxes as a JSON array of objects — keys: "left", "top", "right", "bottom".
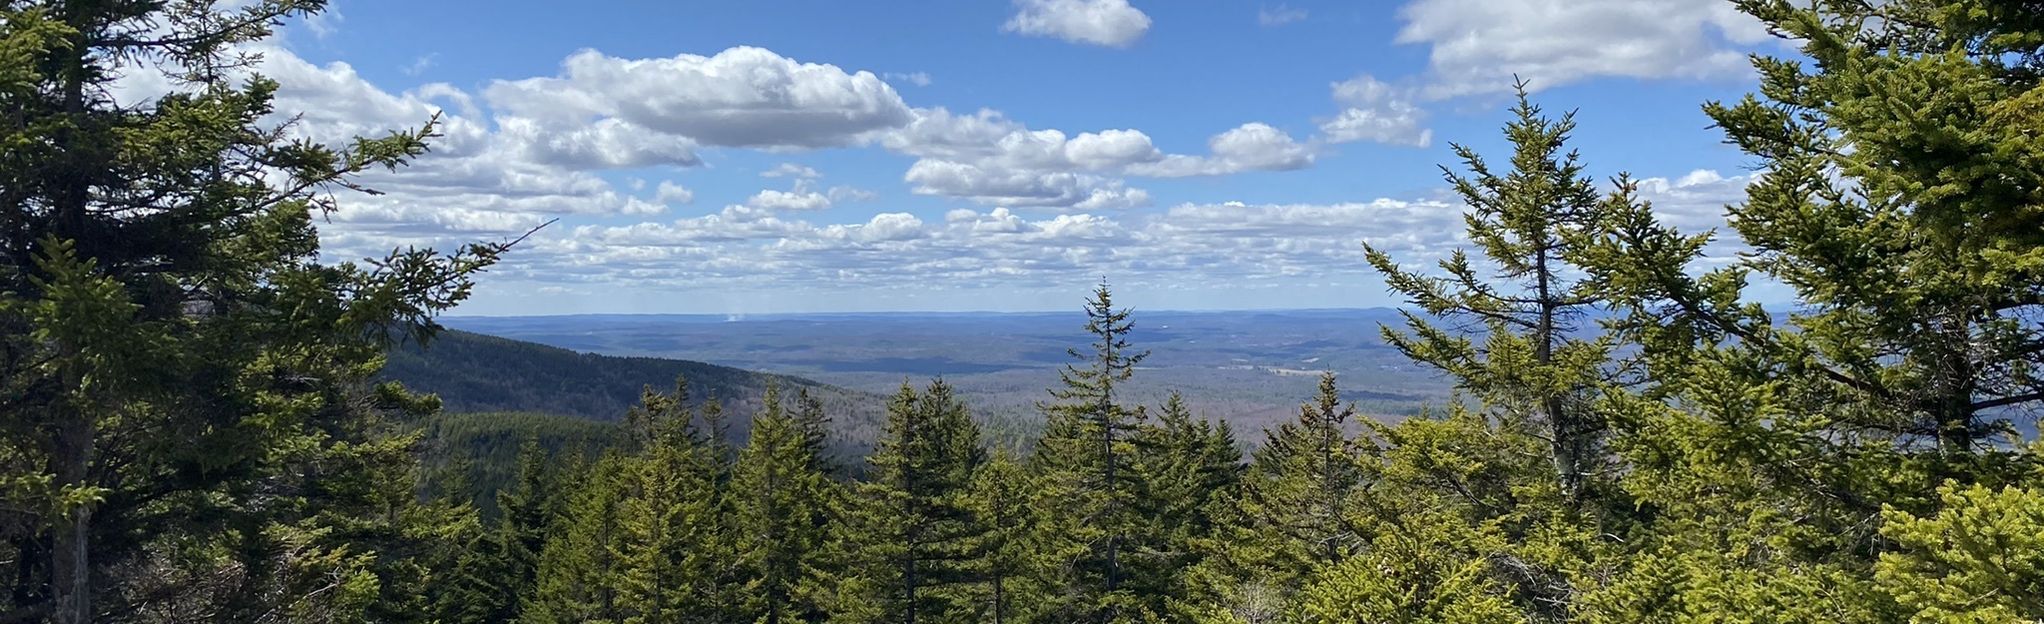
[{"left": 380, "top": 329, "right": 886, "bottom": 452}]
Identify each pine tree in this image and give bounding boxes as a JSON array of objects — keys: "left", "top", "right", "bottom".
[
  {"left": 524, "top": 453, "right": 632, "bottom": 624},
  {"left": 1365, "top": 82, "right": 1619, "bottom": 500},
  {"left": 965, "top": 451, "right": 1045, "bottom": 624},
  {"left": 838, "top": 380, "right": 989, "bottom": 623},
  {"left": 731, "top": 382, "right": 839, "bottom": 623},
  {"left": 1134, "top": 393, "right": 1243, "bottom": 617},
  {"left": 483, "top": 437, "right": 556, "bottom": 622},
  {"left": 795, "top": 386, "right": 837, "bottom": 473},
  {"left": 1563, "top": 2, "right": 2044, "bottom": 619},
  {"left": 0, "top": 1, "right": 521, "bottom": 620},
  {"left": 616, "top": 427, "right": 730, "bottom": 622},
  {"left": 1217, "top": 373, "right": 1368, "bottom": 599},
  {"left": 1030, "top": 279, "right": 1152, "bottom": 621}
]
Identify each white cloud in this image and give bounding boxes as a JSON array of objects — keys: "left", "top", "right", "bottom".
[
  {"left": 762, "top": 163, "right": 823, "bottom": 179},
  {"left": 887, "top": 108, "right": 1164, "bottom": 208},
  {"left": 1003, "top": 0, "right": 1152, "bottom": 48},
  {"left": 746, "top": 188, "right": 834, "bottom": 211},
  {"left": 904, "top": 160, "right": 1151, "bottom": 209},
  {"left": 486, "top": 46, "right": 913, "bottom": 149},
  {"left": 827, "top": 186, "right": 879, "bottom": 202},
  {"left": 1396, "top": 0, "right": 1770, "bottom": 98},
  {"left": 401, "top": 54, "right": 437, "bottom": 76},
  {"left": 1129, "top": 123, "right": 1315, "bottom": 177},
  {"left": 195, "top": 34, "right": 1769, "bottom": 301},
  {"left": 448, "top": 167, "right": 1752, "bottom": 300},
  {"left": 1317, "top": 75, "right": 1431, "bottom": 147},
  {"left": 303, "top": 7, "right": 342, "bottom": 39},
  {"left": 1258, "top": 3, "right": 1308, "bottom": 26},
  {"left": 655, "top": 181, "right": 695, "bottom": 205},
  {"left": 884, "top": 71, "right": 934, "bottom": 87}
]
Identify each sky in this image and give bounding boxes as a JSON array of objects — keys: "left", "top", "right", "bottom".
[{"left": 172, "top": 0, "right": 1783, "bottom": 314}]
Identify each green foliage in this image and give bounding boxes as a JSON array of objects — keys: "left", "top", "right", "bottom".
[
  {"left": 731, "top": 382, "right": 840, "bottom": 622},
  {"left": 1029, "top": 280, "right": 1158, "bottom": 621},
  {"left": 1366, "top": 82, "right": 1625, "bottom": 500},
  {"left": 835, "top": 380, "right": 989, "bottom": 623},
  {"left": 0, "top": 1, "right": 520, "bottom": 620},
  {"left": 1877, "top": 482, "right": 2044, "bottom": 622}
]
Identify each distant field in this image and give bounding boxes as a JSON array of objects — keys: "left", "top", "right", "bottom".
[{"left": 443, "top": 309, "right": 1456, "bottom": 435}]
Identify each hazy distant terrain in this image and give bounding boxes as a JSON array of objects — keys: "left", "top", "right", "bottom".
[{"left": 443, "top": 309, "right": 1455, "bottom": 434}]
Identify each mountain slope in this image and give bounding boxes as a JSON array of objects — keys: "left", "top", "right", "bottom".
[{"left": 381, "top": 329, "right": 886, "bottom": 451}]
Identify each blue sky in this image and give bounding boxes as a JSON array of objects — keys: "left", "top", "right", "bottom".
[{"left": 214, "top": 0, "right": 1780, "bottom": 314}]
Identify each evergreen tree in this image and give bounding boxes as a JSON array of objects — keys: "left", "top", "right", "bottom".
[
  {"left": 965, "top": 450, "right": 1046, "bottom": 624},
  {"left": 1209, "top": 373, "right": 1368, "bottom": 603},
  {"left": 795, "top": 387, "right": 837, "bottom": 473},
  {"left": 731, "top": 382, "right": 839, "bottom": 623},
  {"left": 0, "top": 1, "right": 520, "bottom": 620},
  {"left": 1365, "top": 82, "right": 1619, "bottom": 500},
  {"left": 524, "top": 454, "right": 632, "bottom": 624},
  {"left": 614, "top": 407, "right": 735, "bottom": 623},
  {"left": 1566, "top": 1, "right": 2044, "bottom": 619},
  {"left": 1134, "top": 393, "right": 1243, "bottom": 617},
  {"left": 482, "top": 437, "right": 556, "bottom": 622},
  {"left": 1030, "top": 279, "right": 1152, "bottom": 621},
  {"left": 837, "top": 380, "right": 989, "bottom": 623}
]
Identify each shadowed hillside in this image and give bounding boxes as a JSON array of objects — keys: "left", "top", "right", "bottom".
[{"left": 381, "top": 330, "right": 889, "bottom": 454}]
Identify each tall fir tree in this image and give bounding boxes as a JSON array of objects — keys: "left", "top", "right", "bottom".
[
  {"left": 837, "top": 379, "right": 989, "bottom": 623},
  {"left": 965, "top": 450, "right": 1046, "bottom": 624},
  {"left": 1365, "top": 82, "right": 1619, "bottom": 500},
  {"left": 1133, "top": 392, "right": 1243, "bottom": 618},
  {"left": 1030, "top": 279, "right": 1153, "bottom": 622},
  {"left": 487, "top": 437, "right": 557, "bottom": 622},
  {"left": 612, "top": 380, "right": 739, "bottom": 623},
  {"left": 731, "top": 382, "right": 839, "bottom": 623},
  {"left": 524, "top": 453, "right": 632, "bottom": 624}
]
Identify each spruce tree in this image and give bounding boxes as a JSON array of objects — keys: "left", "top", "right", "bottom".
[
  {"left": 838, "top": 379, "right": 989, "bottom": 623},
  {"left": 1030, "top": 279, "right": 1152, "bottom": 621},
  {"left": 731, "top": 382, "right": 839, "bottom": 623},
  {"left": 1563, "top": 2, "right": 2044, "bottom": 619},
  {"left": 486, "top": 437, "right": 556, "bottom": 621},
  {"left": 524, "top": 453, "right": 632, "bottom": 624},
  {"left": 615, "top": 405, "right": 733, "bottom": 622},
  {"left": 1221, "top": 373, "right": 1368, "bottom": 597},
  {"left": 1365, "top": 83, "right": 1618, "bottom": 499},
  {"left": 965, "top": 450, "right": 1045, "bottom": 624},
  {"left": 0, "top": 1, "right": 520, "bottom": 620},
  {"left": 1133, "top": 393, "right": 1243, "bottom": 617}
]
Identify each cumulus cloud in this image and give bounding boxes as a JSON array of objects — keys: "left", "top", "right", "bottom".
[
  {"left": 762, "top": 163, "right": 823, "bottom": 179},
  {"left": 746, "top": 188, "right": 834, "bottom": 211},
  {"left": 655, "top": 181, "right": 696, "bottom": 205},
  {"left": 486, "top": 46, "right": 914, "bottom": 149},
  {"left": 172, "top": 24, "right": 1766, "bottom": 302},
  {"left": 1003, "top": 0, "right": 1152, "bottom": 47},
  {"left": 1317, "top": 75, "right": 1431, "bottom": 147},
  {"left": 889, "top": 109, "right": 1315, "bottom": 205},
  {"left": 1396, "top": 0, "right": 1770, "bottom": 98},
  {"left": 827, "top": 186, "right": 879, "bottom": 202},
  {"left": 1129, "top": 123, "right": 1315, "bottom": 177},
  {"left": 904, "top": 160, "right": 1151, "bottom": 209},
  {"left": 456, "top": 166, "right": 1754, "bottom": 303}
]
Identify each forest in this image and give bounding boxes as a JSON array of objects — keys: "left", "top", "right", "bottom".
[{"left": 3, "top": 0, "right": 2043, "bottom": 622}]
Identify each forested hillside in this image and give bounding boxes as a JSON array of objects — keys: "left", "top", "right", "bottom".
[
  {"left": 381, "top": 329, "right": 845, "bottom": 420},
  {"left": 4, "top": 1, "right": 2044, "bottom": 623}
]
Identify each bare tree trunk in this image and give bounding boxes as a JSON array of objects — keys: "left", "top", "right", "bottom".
[{"left": 50, "top": 408, "right": 92, "bottom": 624}]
